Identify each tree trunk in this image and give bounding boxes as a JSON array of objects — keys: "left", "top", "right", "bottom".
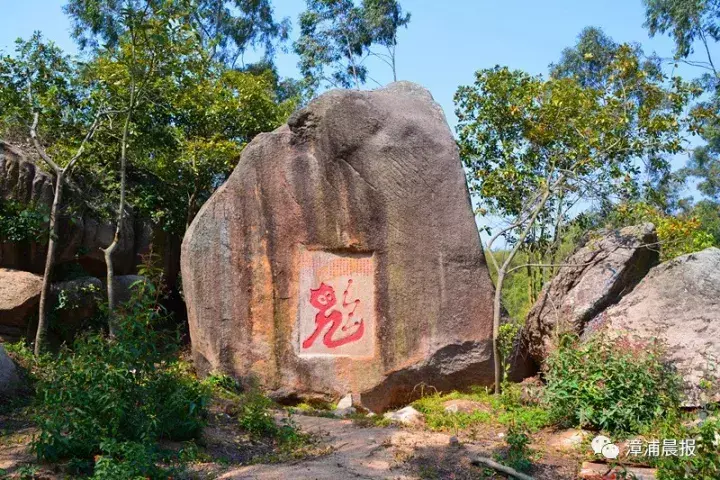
[
  {"left": 34, "top": 170, "right": 63, "bottom": 356},
  {"left": 491, "top": 184, "right": 556, "bottom": 393},
  {"left": 492, "top": 269, "right": 505, "bottom": 394},
  {"left": 104, "top": 96, "right": 133, "bottom": 336}
]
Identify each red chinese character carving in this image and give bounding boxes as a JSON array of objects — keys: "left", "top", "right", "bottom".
[{"left": 302, "top": 279, "right": 365, "bottom": 349}]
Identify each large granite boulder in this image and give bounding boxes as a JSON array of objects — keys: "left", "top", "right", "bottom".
[
  {"left": 0, "top": 140, "right": 151, "bottom": 276},
  {"left": 0, "top": 344, "right": 20, "bottom": 397},
  {"left": 181, "top": 82, "right": 496, "bottom": 412},
  {"left": 588, "top": 247, "right": 720, "bottom": 406},
  {"left": 519, "top": 224, "right": 658, "bottom": 367},
  {"left": 0, "top": 269, "right": 42, "bottom": 341}
]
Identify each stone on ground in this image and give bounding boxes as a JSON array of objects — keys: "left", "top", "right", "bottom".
[
  {"left": 546, "top": 429, "right": 588, "bottom": 452},
  {"left": 589, "top": 247, "right": 720, "bottom": 406},
  {"left": 518, "top": 223, "right": 658, "bottom": 368},
  {"left": 333, "top": 393, "right": 356, "bottom": 416},
  {"left": 383, "top": 406, "right": 424, "bottom": 425},
  {"left": 181, "top": 82, "right": 495, "bottom": 412},
  {"left": 442, "top": 399, "right": 489, "bottom": 414}
]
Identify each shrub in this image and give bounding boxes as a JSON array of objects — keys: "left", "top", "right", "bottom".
[
  {"left": 500, "top": 421, "right": 533, "bottom": 473},
  {"left": 655, "top": 416, "right": 720, "bottom": 479},
  {"left": 90, "top": 440, "right": 165, "bottom": 480},
  {"left": 544, "top": 334, "right": 681, "bottom": 435},
  {"left": 32, "top": 274, "right": 209, "bottom": 462},
  {"left": 0, "top": 200, "right": 48, "bottom": 243},
  {"left": 238, "top": 391, "right": 278, "bottom": 437}
]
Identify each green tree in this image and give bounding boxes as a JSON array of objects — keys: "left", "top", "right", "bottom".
[
  {"left": 65, "top": 0, "right": 298, "bottom": 292},
  {"left": 0, "top": 34, "right": 105, "bottom": 356},
  {"left": 455, "top": 47, "right": 691, "bottom": 391},
  {"left": 294, "top": 0, "right": 410, "bottom": 92},
  {"left": 362, "top": 0, "right": 410, "bottom": 81},
  {"left": 64, "top": 0, "right": 196, "bottom": 324},
  {"left": 65, "top": 0, "right": 290, "bottom": 62},
  {"left": 644, "top": 0, "right": 720, "bottom": 230}
]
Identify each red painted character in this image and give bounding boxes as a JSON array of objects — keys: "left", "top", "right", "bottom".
[{"left": 302, "top": 279, "right": 364, "bottom": 349}]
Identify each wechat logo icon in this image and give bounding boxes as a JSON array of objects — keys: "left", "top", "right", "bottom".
[{"left": 592, "top": 435, "right": 620, "bottom": 459}]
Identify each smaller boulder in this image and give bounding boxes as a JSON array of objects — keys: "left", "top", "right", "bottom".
[
  {"left": 520, "top": 223, "right": 658, "bottom": 366},
  {"left": 0, "top": 269, "right": 42, "bottom": 341},
  {"left": 589, "top": 247, "right": 720, "bottom": 406},
  {"left": 547, "top": 429, "right": 589, "bottom": 452},
  {"left": 333, "top": 393, "right": 356, "bottom": 416},
  {"left": 0, "top": 344, "right": 20, "bottom": 396},
  {"left": 383, "top": 406, "right": 424, "bottom": 425}
]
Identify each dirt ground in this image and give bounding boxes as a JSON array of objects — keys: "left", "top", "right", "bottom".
[
  {"left": 1, "top": 404, "right": 584, "bottom": 480},
  {"left": 207, "top": 414, "right": 581, "bottom": 480}
]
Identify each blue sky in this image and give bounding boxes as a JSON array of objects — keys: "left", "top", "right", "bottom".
[{"left": 0, "top": 0, "right": 697, "bottom": 130}]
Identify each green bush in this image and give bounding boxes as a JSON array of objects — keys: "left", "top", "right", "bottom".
[
  {"left": 652, "top": 414, "right": 720, "bottom": 479},
  {"left": 238, "top": 391, "right": 278, "bottom": 437},
  {"left": 32, "top": 274, "right": 209, "bottom": 462},
  {"left": 544, "top": 334, "right": 681, "bottom": 435},
  {"left": 90, "top": 440, "right": 165, "bottom": 480},
  {"left": 500, "top": 421, "right": 533, "bottom": 473},
  {"left": 0, "top": 199, "right": 48, "bottom": 243}
]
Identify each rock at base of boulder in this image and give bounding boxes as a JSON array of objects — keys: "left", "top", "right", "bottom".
[
  {"left": 0, "top": 344, "right": 20, "bottom": 396},
  {"left": 590, "top": 247, "right": 720, "bottom": 406}
]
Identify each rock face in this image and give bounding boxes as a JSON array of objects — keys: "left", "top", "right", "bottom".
[
  {"left": 112, "top": 275, "right": 146, "bottom": 305},
  {"left": 0, "top": 344, "right": 20, "bottom": 397},
  {"left": 0, "top": 140, "right": 151, "bottom": 276},
  {"left": 589, "top": 247, "right": 720, "bottom": 406},
  {"left": 49, "top": 277, "right": 103, "bottom": 344},
  {"left": 0, "top": 269, "right": 42, "bottom": 340},
  {"left": 182, "top": 82, "right": 496, "bottom": 412},
  {"left": 520, "top": 223, "right": 658, "bottom": 366}
]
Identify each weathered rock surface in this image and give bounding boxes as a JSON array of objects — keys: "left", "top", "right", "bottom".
[
  {"left": 112, "top": 275, "right": 146, "bottom": 305},
  {"left": 48, "top": 277, "right": 103, "bottom": 343},
  {"left": 589, "top": 247, "right": 720, "bottom": 406},
  {"left": 0, "top": 140, "right": 151, "bottom": 276},
  {"left": 182, "top": 82, "right": 495, "bottom": 412},
  {"left": 0, "top": 344, "right": 20, "bottom": 396},
  {"left": 0, "top": 269, "right": 42, "bottom": 340},
  {"left": 519, "top": 223, "right": 658, "bottom": 366}
]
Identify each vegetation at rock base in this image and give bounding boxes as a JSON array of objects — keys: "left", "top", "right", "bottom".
[
  {"left": 0, "top": 200, "right": 49, "bottom": 244},
  {"left": 544, "top": 334, "right": 682, "bottom": 434},
  {"left": 30, "top": 269, "right": 209, "bottom": 472}
]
